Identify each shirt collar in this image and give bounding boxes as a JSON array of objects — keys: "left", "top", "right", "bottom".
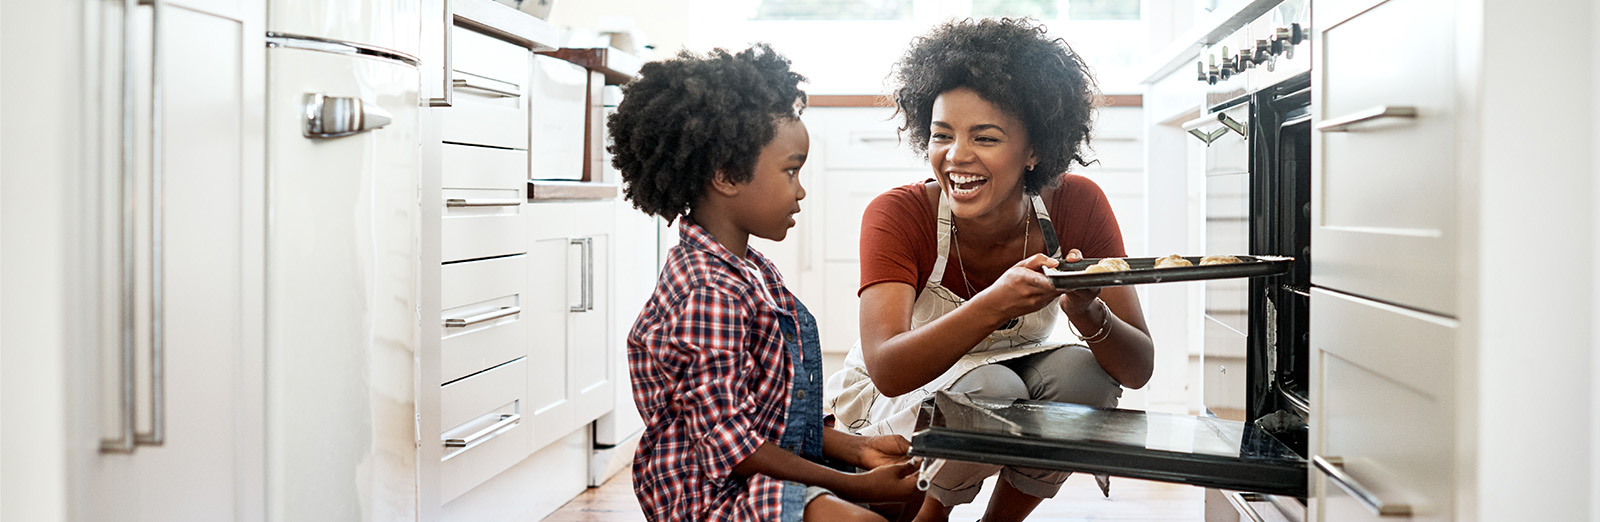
[{"left": 677, "top": 220, "right": 788, "bottom": 312}]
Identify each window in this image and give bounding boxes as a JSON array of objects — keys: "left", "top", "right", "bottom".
[
  {"left": 1066, "top": 0, "right": 1139, "bottom": 20},
  {"left": 753, "top": 0, "right": 912, "bottom": 21},
  {"left": 971, "top": 0, "right": 1058, "bottom": 19}
]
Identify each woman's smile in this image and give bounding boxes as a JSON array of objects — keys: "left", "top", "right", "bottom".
[{"left": 947, "top": 171, "right": 990, "bottom": 197}]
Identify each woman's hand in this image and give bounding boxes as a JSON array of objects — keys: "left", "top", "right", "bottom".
[
  {"left": 1057, "top": 248, "right": 1103, "bottom": 316},
  {"left": 852, "top": 434, "right": 911, "bottom": 469},
  {"left": 973, "top": 253, "right": 1066, "bottom": 325}
]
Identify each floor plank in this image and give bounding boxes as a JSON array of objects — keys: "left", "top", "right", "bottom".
[{"left": 541, "top": 469, "right": 1204, "bottom": 521}]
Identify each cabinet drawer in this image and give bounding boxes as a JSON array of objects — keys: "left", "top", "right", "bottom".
[
  {"left": 442, "top": 197, "right": 526, "bottom": 263},
  {"left": 442, "top": 144, "right": 526, "bottom": 190},
  {"left": 528, "top": 55, "right": 589, "bottom": 181},
  {"left": 441, "top": 357, "right": 530, "bottom": 503},
  {"left": 814, "top": 108, "right": 926, "bottom": 170},
  {"left": 452, "top": 25, "right": 528, "bottom": 86},
  {"left": 1313, "top": 0, "right": 1456, "bottom": 315},
  {"left": 442, "top": 87, "right": 529, "bottom": 150},
  {"left": 442, "top": 255, "right": 527, "bottom": 384},
  {"left": 1310, "top": 288, "right": 1456, "bottom": 392},
  {"left": 1315, "top": 354, "right": 1450, "bottom": 521}
]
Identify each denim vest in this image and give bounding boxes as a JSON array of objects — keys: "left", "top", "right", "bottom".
[{"left": 778, "top": 300, "right": 825, "bottom": 522}]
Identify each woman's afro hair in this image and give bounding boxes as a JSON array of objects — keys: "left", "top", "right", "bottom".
[
  {"left": 891, "top": 18, "right": 1099, "bottom": 194},
  {"left": 608, "top": 44, "right": 807, "bottom": 224}
]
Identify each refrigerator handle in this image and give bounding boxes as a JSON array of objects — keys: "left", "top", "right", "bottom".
[
  {"left": 303, "top": 93, "right": 394, "bottom": 139},
  {"left": 427, "top": 0, "right": 453, "bottom": 107},
  {"left": 103, "top": 0, "right": 166, "bottom": 453},
  {"left": 140, "top": 0, "right": 167, "bottom": 449}
]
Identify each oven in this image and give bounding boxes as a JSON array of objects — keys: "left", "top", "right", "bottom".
[{"left": 906, "top": 0, "right": 1315, "bottom": 515}]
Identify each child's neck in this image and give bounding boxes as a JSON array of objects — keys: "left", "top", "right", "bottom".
[{"left": 685, "top": 213, "right": 750, "bottom": 261}]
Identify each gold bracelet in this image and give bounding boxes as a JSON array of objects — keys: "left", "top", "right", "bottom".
[{"left": 1073, "top": 298, "right": 1113, "bottom": 343}]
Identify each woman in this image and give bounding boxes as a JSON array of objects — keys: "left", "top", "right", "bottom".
[{"left": 823, "top": 18, "right": 1155, "bottom": 522}]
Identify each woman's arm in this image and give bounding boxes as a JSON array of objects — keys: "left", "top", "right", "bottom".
[
  {"left": 1058, "top": 249, "right": 1155, "bottom": 388},
  {"left": 859, "top": 254, "right": 1066, "bottom": 396}
]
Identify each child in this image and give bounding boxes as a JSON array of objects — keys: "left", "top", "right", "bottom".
[{"left": 609, "top": 44, "right": 923, "bottom": 522}]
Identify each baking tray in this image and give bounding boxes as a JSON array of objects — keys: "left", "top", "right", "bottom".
[{"left": 1044, "top": 255, "right": 1292, "bottom": 290}]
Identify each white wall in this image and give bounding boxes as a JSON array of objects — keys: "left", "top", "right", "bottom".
[
  {"left": 546, "top": 0, "right": 690, "bottom": 53},
  {"left": 1476, "top": 0, "right": 1594, "bottom": 520}
]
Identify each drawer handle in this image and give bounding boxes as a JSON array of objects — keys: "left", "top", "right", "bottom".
[
  {"left": 854, "top": 135, "right": 900, "bottom": 144},
  {"left": 303, "top": 93, "right": 393, "bottom": 139},
  {"left": 1180, "top": 114, "right": 1228, "bottom": 144},
  {"left": 443, "top": 413, "right": 520, "bottom": 448},
  {"left": 1313, "top": 455, "right": 1413, "bottom": 517},
  {"left": 452, "top": 77, "right": 521, "bottom": 98},
  {"left": 445, "top": 198, "right": 522, "bottom": 208},
  {"left": 1315, "top": 106, "right": 1417, "bottom": 133},
  {"left": 443, "top": 306, "right": 521, "bottom": 328}
]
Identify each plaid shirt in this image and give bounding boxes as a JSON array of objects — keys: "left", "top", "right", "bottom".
[{"left": 629, "top": 221, "right": 798, "bottom": 522}]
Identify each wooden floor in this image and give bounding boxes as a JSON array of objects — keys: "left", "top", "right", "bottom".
[{"left": 542, "top": 469, "right": 1204, "bottom": 521}]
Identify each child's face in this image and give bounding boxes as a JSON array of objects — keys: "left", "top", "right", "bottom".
[{"left": 735, "top": 117, "right": 810, "bottom": 242}]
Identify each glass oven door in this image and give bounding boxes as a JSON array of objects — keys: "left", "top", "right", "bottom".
[{"left": 910, "top": 392, "right": 1308, "bottom": 497}]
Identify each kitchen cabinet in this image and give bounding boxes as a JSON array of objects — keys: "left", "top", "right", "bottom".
[
  {"left": 526, "top": 199, "right": 617, "bottom": 450},
  {"left": 1308, "top": 0, "right": 1459, "bottom": 520}
]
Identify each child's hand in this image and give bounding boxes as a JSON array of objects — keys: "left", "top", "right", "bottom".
[
  {"left": 838, "top": 460, "right": 922, "bottom": 503},
  {"left": 854, "top": 434, "right": 911, "bottom": 469}
]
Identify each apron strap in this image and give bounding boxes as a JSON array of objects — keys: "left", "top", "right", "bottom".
[{"left": 1032, "top": 194, "right": 1062, "bottom": 258}]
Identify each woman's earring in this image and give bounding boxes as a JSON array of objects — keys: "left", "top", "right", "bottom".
[{"left": 1026, "top": 164, "right": 1035, "bottom": 172}]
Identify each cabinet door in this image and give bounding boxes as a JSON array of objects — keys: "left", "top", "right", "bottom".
[
  {"left": 570, "top": 204, "right": 615, "bottom": 424},
  {"left": 526, "top": 210, "right": 575, "bottom": 450},
  {"left": 83, "top": 4, "right": 263, "bottom": 521}
]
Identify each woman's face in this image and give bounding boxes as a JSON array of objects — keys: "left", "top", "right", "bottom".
[{"left": 928, "top": 87, "right": 1035, "bottom": 219}]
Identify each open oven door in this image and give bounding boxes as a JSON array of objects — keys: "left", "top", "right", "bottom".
[{"left": 910, "top": 392, "right": 1307, "bottom": 497}]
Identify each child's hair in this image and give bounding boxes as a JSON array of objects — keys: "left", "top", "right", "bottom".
[
  {"left": 608, "top": 44, "right": 808, "bottom": 224},
  {"left": 890, "top": 18, "right": 1099, "bottom": 194}
]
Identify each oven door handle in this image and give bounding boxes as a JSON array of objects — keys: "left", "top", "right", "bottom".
[
  {"left": 1312, "top": 455, "right": 1413, "bottom": 517},
  {"left": 1315, "top": 106, "right": 1417, "bottom": 132}
]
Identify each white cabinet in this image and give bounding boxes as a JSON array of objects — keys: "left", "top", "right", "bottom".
[
  {"left": 526, "top": 200, "right": 617, "bottom": 450},
  {"left": 1309, "top": 1, "right": 1460, "bottom": 520}
]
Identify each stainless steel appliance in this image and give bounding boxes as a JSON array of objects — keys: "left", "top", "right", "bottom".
[
  {"left": 909, "top": 0, "right": 1314, "bottom": 514},
  {"left": 263, "top": 3, "right": 422, "bottom": 520}
]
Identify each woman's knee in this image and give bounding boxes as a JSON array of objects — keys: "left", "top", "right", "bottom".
[
  {"left": 946, "top": 364, "right": 1028, "bottom": 399},
  {"left": 1017, "top": 346, "right": 1122, "bottom": 407}
]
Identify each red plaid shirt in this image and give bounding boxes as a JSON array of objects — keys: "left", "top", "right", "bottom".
[{"left": 629, "top": 221, "right": 797, "bottom": 522}]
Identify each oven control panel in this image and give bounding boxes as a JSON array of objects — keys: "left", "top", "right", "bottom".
[{"left": 1197, "top": 0, "right": 1310, "bottom": 102}]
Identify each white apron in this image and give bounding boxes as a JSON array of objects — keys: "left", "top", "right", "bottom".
[{"left": 826, "top": 191, "right": 1079, "bottom": 436}]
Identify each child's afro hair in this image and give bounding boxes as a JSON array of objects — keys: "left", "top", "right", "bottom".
[
  {"left": 891, "top": 18, "right": 1099, "bottom": 194},
  {"left": 608, "top": 44, "right": 807, "bottom": 224}
]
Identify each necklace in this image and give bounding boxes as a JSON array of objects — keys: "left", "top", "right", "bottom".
[{"left": 952, "top": 208, "right": 1030, "bottom": 299}]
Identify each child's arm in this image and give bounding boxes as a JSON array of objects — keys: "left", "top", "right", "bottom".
[
  {"left": 821, "top": 428, "right": 912, "bottom": 470},
  {"left": 732, "top": 441, "right": 920, "bottom": 503}
]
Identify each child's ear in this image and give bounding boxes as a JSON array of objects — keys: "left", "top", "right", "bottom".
[{"left": 709, "top": 170, "right": 741, "bottom": 197}]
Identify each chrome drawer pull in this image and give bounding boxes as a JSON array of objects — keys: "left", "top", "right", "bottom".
[
  {"left": 1313, "top": 455, "right": 1413, "bottom": 517},
  {"left": 303, "top": 93, "right": 393, "bottom": 139},
  {"left": 443, "top": 413, "right": 520, "bottom": 448},
  {"left": 452, "top": 77, "right": 521, "bottom": 98},
  {"left": 570, "top": 237, "right": 594, "bottom": 312},
  {"left": 1225, "top": 492, "right": 1268, "bottom": 522},
  {"left": 443, "top": 306, "right": 521, "bottom": 328},
  {"left": 1315, "top": 106, "right": 1418, "bottom": 133},
  {"left": 445, "top": 198, "right": 522, "bottom": 208}
]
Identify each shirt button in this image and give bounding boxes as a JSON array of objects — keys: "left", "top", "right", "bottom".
[{"left": 796, "top": 389, "right": 806, "bottom": 399}]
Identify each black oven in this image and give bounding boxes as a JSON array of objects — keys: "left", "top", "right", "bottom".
[{"left": 905, "top": 0, "right": 1315, "bottom": 509}]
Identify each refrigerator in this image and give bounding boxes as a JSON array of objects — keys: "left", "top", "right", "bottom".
[{"left": 264, "top": 2, "right": 422, "bottom": 521}]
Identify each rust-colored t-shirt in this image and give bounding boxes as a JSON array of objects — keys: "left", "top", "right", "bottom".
[{"left": 858, "top": 175, "right": 1126, "bottom": 299}]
